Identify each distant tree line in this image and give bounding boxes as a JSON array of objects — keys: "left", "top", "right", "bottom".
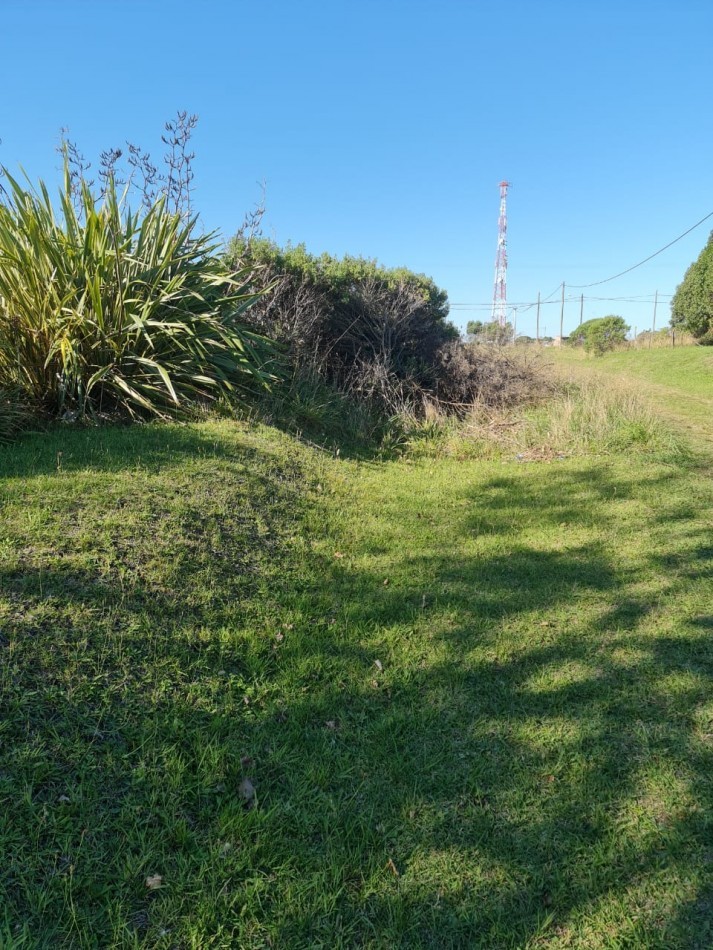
[{"left": 466, "top": 320, "right": 514, "bottom": 345}]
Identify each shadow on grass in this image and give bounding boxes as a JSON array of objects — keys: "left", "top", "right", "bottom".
[
  {"left": 253, "top": 464, "right": 713, "bottom": 947},
  {"left": 0, "top": 418, "right": 305, "bottom": 478},
  {"left": 0, "top": 408, "right": 385, "bottom": 480},
  {"left": 1, "top": 436, "right": 712, "bottom": 946}
]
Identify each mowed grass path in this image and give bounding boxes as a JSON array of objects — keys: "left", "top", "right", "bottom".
[
  {"left": 551, "top": 346, "right": 713, "bottom": 446},
  {"left": 1, "top": 410, "right": 713, "bottom": 947}
]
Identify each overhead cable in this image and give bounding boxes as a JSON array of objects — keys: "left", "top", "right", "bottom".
[{"left": 568, "top": 210, "right": 713, "bottom": 288}]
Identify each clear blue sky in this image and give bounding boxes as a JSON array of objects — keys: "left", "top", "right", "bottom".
[{"left": 2, "top": 0, "right": 712, "bottom": 338}]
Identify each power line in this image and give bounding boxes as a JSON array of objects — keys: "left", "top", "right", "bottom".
[
  {"left": 567, "top": 209, "right": 713, "bottom": 288},
  {"left": 463, "top": 209, "right": 704, "bottom": 324},
  {"left": 587, "top": 293, "right": 673, "bottom": 301},
  {"left": 541, "top": 282, "right": 564, "bottom": 302},
  {"left": 450, "top": 293, "right": 673, "bottom": 309}
]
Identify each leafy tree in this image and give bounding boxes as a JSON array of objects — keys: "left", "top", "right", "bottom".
[
  {"left": 671, "top": 231, "right": 713, "bottom": 343},
  {"left": 568, "top": 316, "right": 629, "bottom": 355}
]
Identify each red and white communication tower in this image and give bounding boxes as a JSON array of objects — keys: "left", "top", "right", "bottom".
[{"left": 491, "top": 180, "right": 510, "bottom": 327}]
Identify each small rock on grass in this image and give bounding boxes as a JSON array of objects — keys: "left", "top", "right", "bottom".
[{"left": 238, "top": 778, "right": 256, "bottom": 808}]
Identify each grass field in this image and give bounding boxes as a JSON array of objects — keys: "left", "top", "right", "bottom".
[
  {"left": 1, "top": 352, "right": 712, "bottom": 947},
  {"left": 551, "top": 346, "right": 713, "bottom": 446}
]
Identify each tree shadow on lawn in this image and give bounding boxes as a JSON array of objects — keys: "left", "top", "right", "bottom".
[
  {"left": 259, "top": 464, "right": 713, "bottom": 946},
  {"left": 0, "top": 410, "right": 384, "bottom": 481},
  {"left": 0, "top": 417, "right": 311, "bottom": 480},
  {"left": 2, "top": 451, "right": 713, "bottom": 946}
]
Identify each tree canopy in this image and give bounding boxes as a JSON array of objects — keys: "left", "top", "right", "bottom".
[
  {"left": 671, "top": 231, "right": 713, "bottom": 344},
  {"left": 568, "top": 316, "right": 629, "bottom": 354}
]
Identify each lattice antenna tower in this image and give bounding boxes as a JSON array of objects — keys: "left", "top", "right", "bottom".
[{"left": 491, "top": 180, "right": 510, "bottom": 327}]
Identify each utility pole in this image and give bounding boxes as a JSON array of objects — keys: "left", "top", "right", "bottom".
[
  {"left": 579, "top": 293, "right": 584, "bottom": 326},
  {"left": 559, "top": 282, "right": 565, "bottom": 343},
  {"left": 536, "top": 291, "right": 541, "bottom": 344},
  {"left": 651, "top": 289, "right": 658, "bottom": 348}
]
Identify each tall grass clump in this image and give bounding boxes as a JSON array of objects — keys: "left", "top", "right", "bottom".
[
  {"left": 471, "top": 375, "right": 687, "bottom": 460},
  {"left": 0, "top": 168, "right": 277, "bottom": 423},
  {"left": 403, "top": 371, "right": 687, "bottom": 462},
  {"left": 257, "top": 367, "right": 395, "bottom": 451},
  {"left": 521, "top": 377, "right": 686, "bottom": 456},
  {"left": 0, "top": 387, "right": 33, "bottom": 442}
]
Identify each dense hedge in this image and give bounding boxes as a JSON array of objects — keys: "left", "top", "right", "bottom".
[{"left": 225, "top": 238, "right": 459, "bottom": 412}]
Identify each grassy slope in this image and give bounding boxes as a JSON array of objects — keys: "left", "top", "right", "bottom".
[
  {"left": 551, "top": 346, "right": 713, "bottom": 445},
  {"left": 1, "top": 402, "right": 713, "bottom": 947}
]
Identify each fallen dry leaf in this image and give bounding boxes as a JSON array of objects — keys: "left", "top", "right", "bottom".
[
  {"left": 383, "top": 578, "right": 389, "bottom": 586},
  {"left": 333, "top": 551, "right": 345, "bottom": 559},
  {"left": 374, "top": 659, "right": 383, "bottom": 672},
  {"left": 386, "top": 858, "right": 400, "bottom": 877},
  {"left": 325, "top": 720, "right": 338, "bottom": 730},
  {"left": 145, "top": 874, "right": 163, "bottom": 890}
]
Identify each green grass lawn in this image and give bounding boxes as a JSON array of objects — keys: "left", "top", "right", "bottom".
[
  {"left": 1, "top": 399, "right": 713, "bottom": 946},
  {"left": 551, "top": 346, "right": 713, "bottom": 446}
]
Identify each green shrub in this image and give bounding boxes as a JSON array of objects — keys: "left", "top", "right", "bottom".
[
  {"left": 568, "top": 316, "right": 630, "bottom": 355},
  {"left": 224, "top": 238, "right": 457, "bottom": 414},
  {"left": 0, "top": 168, "right": 277, "bottom": 421}
]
